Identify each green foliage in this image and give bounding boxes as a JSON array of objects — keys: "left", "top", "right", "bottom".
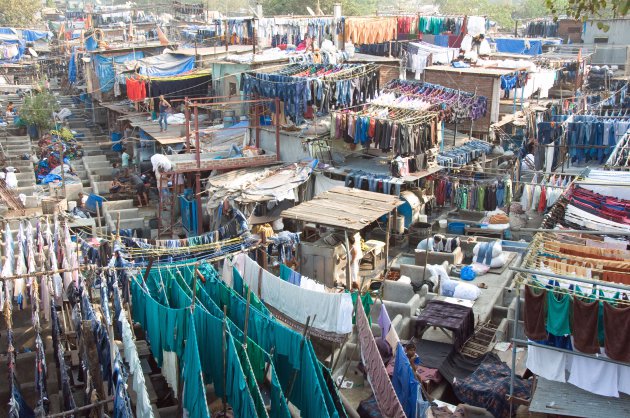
[
  {"left": 0, "top": 0, "right": 41, "bottom": 26},
  {"left": 19, "top": 90, "right": 59, "bottom": 135},
  {"left": 51, "top": 128, "right": 75, "bottom": 142},
  {"left": 513, "top": 0, "right": 569, "bottom": 20},
  {"left": 546, "top": 0, "right": 627, "bottom": 27},
  {"left": 436, "top": 0, "right": 516, "bottom": 29},
  {"left": 261, "top": 0, "right": 378, "bottom": 16}
]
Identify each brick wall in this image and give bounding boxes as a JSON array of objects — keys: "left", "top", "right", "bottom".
[{"left": 558, "top": 20, "right": 582, "bottom": 44}]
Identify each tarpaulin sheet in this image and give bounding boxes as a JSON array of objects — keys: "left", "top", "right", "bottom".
[
  {"left": 93, "top": 51, "right": 144, "bottom": 93},
  {"left": 68, "top": 52, "right": 77, "bottom": 84},
  {"left": 433, "top": 34, "right": 450, "bottom": 48},
  {"left": 138, "top": 54, "right": 195, "bottom": 77},
  {"left": 0, "top": 27, "right": 18, "bottom": 36},
  {"left": 22, "top": 30, "right": 51, "bottom": 42},
  {"left": 85, "top": 36, "right": 98, "bottom": 51},
  {"left": 493, "top": 38, "right": 543, "bottom": 56},
  {"left": 0, "top": 35, "right": 25, "bottom": 61}
]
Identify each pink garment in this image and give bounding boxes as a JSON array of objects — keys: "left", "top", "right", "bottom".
[{"left": 356, "top": 298, "right": 406, "bottom": 417}]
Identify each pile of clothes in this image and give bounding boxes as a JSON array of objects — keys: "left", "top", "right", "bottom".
[
  {"left": 35, "top": 134, "right": 84, "bottom": 183},
  {"left": 586, "top": 65, "right": 614, "bottom": 91}
]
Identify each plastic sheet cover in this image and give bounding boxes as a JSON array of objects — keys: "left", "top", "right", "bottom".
[
  {"left": 137, "top": 54, "right": 195, "bottom": 77},
  {"left": 93, "top": 51, "right": 144, "bottom": 92}
]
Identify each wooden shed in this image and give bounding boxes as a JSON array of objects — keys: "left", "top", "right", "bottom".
[{"left": 423, "top": 65, "right": 517, "bottom": 138}]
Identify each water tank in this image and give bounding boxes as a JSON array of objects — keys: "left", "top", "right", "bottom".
[{"left": 398, "top": 190, "right": 421, "bottom": 227}]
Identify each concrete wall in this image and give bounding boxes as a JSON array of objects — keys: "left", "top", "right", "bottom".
[
  {"left": 591, "top": 45, "right": 629, "bottom": 67},
  {"left": 259, "top": 129, "right": 311, "bottom": 162},
  {"left": 583, "top": 19, "right": 630, "bottom": 45}
]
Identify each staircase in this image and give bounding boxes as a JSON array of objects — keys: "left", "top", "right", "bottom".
[{"left": 0, "top": 179, "right": 25, "bottom": 211}]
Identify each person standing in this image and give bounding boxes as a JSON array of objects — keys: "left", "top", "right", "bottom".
[
  {"left": 121, "top": 147, "right": 130, "bottom": 169},
  {"left": 158, "top": 95, "right": 171, "bottom": 132}
]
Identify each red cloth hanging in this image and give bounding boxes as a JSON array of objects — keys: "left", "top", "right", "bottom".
[{"left": 126, "top": 78, "right": 147, "bottom": 102}]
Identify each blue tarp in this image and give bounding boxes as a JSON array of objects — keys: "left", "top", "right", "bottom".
[
  {"left": 68, "top": 51, "right": 77, "bottom": 84},
  {"left": 22, "top": 30, "right": 51, "bottom": 42},
  {"left": 137, "top": 54, "right": 195, "bottom": 77},
  {"left": 0, "top": 35, "right": 25, "bottom": 61},
  {"left": 93, "top": 51, "right": 144, "bottom": 93},
  {"left": 492, "top": 38, "right": 543, "bottom": 56},
  {"left": 0, "top": 27, "right": 18, "bottom": 36},
  {"left": 85, "top": 35, "right": 98, "bottom": 51},
  {"left": 541, "top": 38, "right": 562, "bottom": 46}
]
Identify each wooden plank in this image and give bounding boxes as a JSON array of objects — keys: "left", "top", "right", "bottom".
[
  {"left": 281, "top": 205, "right": 372, "bottom": 224},
  {"left": 291, "top": 198, "right": 393, "bottom": 217},
  {"left": 328, "top": 187, "right": 401, "bottom": 204}
]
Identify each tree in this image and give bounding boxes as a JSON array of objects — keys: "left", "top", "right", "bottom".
[
  {"left": 0, "top": 0, "right": 41, "bottom": 26},
  {"left": 19, "top": 90, "right": 59, "bottom": 138},
  {"left": 546, "top": 0, "right": 628, "bottom": 27},
  {"left": 261, "top": 0, "right": 378, "bottom": 16},
  {"left": 436, "top": 0, "right": 516, "bottom": 30},
  {"left": 513, "top": 0, "right": 569, "bottom": 20}
]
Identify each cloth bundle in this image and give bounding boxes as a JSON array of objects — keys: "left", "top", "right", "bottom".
[{"left": 472, "top": 240, "right": 506, "bottom": 268}]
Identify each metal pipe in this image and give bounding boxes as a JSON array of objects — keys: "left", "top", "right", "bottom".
[
  {"left": 184, "top": 98, "right": 190, "bottom": 150},
  {"left": 385, "top": 213, "right": 391, "bottom": 272},
  {"left": 275, "top": 97, "right": 281, "bottom": 160},
  {"left": 194, "top": 105, "right": 200, "bottom": 169},
  {"left": 511, "top": 227, "right": 630, "bottom": 235},
  {"left": 574, "top": 181, "right": 630, "bottom": 186},
  {"left": 512, "top": 338, "right": 630, "bottom": 367},
  {"left": 45, "top": 399, "right": 113, "bottom": 417},
  {"left": 510, "top": 266, "right": 630, "bottom": 292},
  {"left": 508, "top": 285, "right": 520, "bottom": 405}
]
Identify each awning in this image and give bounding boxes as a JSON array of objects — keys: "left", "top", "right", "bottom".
[
  {"left": 206, "top": 162, "right": 313, "bottom": 209},
  {"left": 281, "top": 186, "right": 402, "bottom": 231}
]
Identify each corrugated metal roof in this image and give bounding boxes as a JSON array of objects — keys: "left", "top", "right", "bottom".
[{"left": 530, "top": 377, "right": 630, "bottom": 417}]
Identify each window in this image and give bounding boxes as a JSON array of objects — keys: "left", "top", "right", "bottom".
[
  {"left": 229, "top": 82, "right": 237, "bottom": 96},
  {"left": 594, "top": 37, "right": 608, "bottom": 44}
]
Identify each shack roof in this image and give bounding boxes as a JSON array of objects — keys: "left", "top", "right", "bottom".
[{"left": 281, "top": 186, "right": 401, "bottom": 231}]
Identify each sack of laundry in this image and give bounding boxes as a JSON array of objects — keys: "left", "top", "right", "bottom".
[{"left": 472, "top": 240, "right": 506, "bottom": 268}]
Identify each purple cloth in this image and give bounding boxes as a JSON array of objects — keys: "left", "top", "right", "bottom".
[
  {"left": 356, "top": 298, "right": 406, "bottom": 417},
  {"left": 377, "top": 304, "right": 392, "bottom": 341}
]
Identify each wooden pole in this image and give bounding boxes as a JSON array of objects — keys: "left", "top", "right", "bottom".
[
  {"left": 385, "top": 213, "right": 391, "bottom": 270},
  {"left": 191, "top": 262, "right": 199, "bottom": 311},
  {"left": 335, "top": 273, "right": 367, "bottom": 390},
  {"left": 142, "top": 257, "right": 155, "bottom": 282},
  {"left": 95, "top": 204, "right": 102, "bottom": 236},
  {"left": 263, "top": 346, "right": 275, "bottom": 379},
  {"left": 286, "top": 315, "right": 313, "bottom": 399},
  {"left": 116, "top": 212, "right": 121, "bottom": 240},
  {"left": 44, "top": 398, "right": 113, "bottom": 418},
  {"left": 60, "top": 144, "right": 66, "bottom": 197},
  {"left": 344, "top": 230, "right": 351, "bottom": 289},
  {"left": 222, "top": 305, "right": 228, "bottom": 414},
  {"left": 243, "top": 287, "right": 251, "bottom": 343}
]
